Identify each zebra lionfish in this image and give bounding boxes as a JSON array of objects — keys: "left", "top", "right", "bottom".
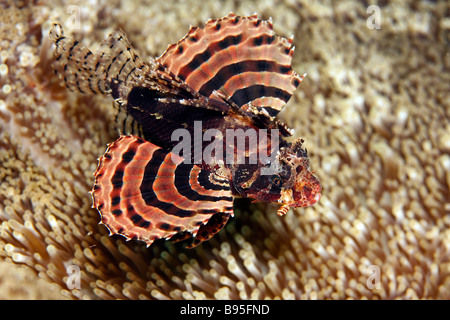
[{"left": 50, "top": 13, "right": 321, "bottom": 247}]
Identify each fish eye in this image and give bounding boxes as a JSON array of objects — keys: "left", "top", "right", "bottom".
[{"left": 271, "top": 175, "right": 282, "bottom": 188}]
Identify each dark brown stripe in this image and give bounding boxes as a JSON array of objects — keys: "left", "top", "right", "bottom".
[
  {"left": 130, "top": 213, "right": 143, "bottom": 224},
  {"left": 121, "top": 148, "right": 135, "bottom": 163},
  {"left": 112, "top": 209, "right": 122, "bottom": 216},
  {"left": 158, "top": 223, "right": 170, "bottom": 231},
  {"left": 198, "top": 169, "right": 231, "bottom": 191},
  {"left": 230, "top": 84, "right": 292, "bottom": 107},
  {"left": 55, "top": 36, "right": 66, "bottom": 45},
  {"left": 261, "top": 106, "right": 279, "bottom": 117},
  {"left": 175, "top": 34, "right": 242, "bottom": 80},
  {"left": 197, "top": 60, "right": 292, "bottom": 101},
  {"left": 252, "top": 34, "right": 276, "bottom": 46},
  {"left": 139, "top": 149, "right": 197, "bottom": 218},
  {"left": 111, "top": 168, "right": 124, "bottom": 188},
  {"left": 111, "top": 195, "right": 121, "bottom": 206},
  {"left": 174, "top": 165, "right": 233, "bottom": 202},
  {"left": 69, "top": 40, "right": 79, "bottom": 53}
]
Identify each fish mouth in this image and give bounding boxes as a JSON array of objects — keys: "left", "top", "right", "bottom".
[{"left": 308, "top": 192, "right": 321, "bottom": 206}]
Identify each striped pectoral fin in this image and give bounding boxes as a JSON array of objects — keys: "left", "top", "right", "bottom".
[
  {"left": 91, "top": 135, "right": 234, "bottom": 247},
  {"left": 157, "top": 13, "right": 304, "bottom": 119}
]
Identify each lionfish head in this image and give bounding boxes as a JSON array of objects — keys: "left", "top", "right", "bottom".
[
  {"left": 234, "top": 138, "right": 321, "bottom": 215},
  {"left": 270, "top": 138, "right": 321, "bottom": 215}
]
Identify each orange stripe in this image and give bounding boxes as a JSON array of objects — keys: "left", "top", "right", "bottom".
[
  {"left": 188, "top": 166, "right": 231, "bottom": 198},
  {"left": 158, "top": 14, "right": 277, "bottom": 90}
]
